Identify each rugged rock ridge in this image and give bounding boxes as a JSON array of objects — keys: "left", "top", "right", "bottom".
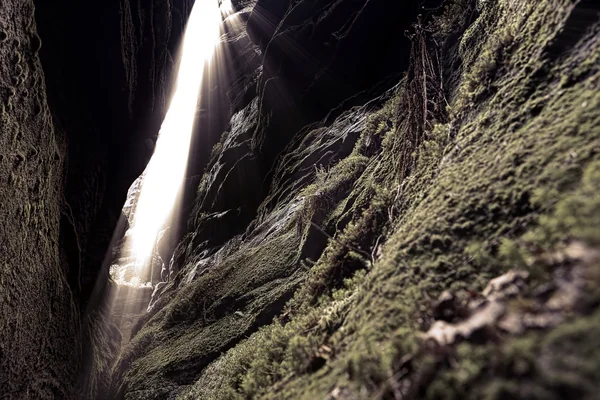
[
  {"left": 171, "top": 0, "right": 446, "bottom": 255},
  {"left": 110, "top": 0, "right": 600, "bottom": 398},
  {"left": 248, "top": 0, "right": 443, "bottom": 162}
]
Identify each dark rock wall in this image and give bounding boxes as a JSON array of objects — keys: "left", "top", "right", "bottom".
[
  {"left": 249, "top": 0, "right": 440, "bottom": 162},
  {"left": 173, "top": 0, "right": 441, "bottom": 271},
  {"left": 33, "top": 0, "right": 191, "bottom": 307},
  {"left": 0, "top": 0, "right": 189, "bottom": 398},
  {"left": 0, "top": 2, "right": 78, "bottom": 397}
]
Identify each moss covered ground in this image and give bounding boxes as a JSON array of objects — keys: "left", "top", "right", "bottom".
[{"left": 111, "top": 0, "right": 600, "bottom": 398}]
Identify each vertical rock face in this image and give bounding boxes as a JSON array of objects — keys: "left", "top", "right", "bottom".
[
  {"left": 0, "top": 1, "right": 78, "bottom": 397},
  {"left": 0, "top": 0, "right": 190, "bottom": 398},
  {"left": 32, "top": 0, "right": 192, "bottom": 307},
  {"left": 190, "top": 0, "right": 449, "bottom": 243},
  {"left": 248, "top": 0, "right": 443, "bottom": 163},
  {"left": 173, "top": 0, "right": 443, "bottom": 262}
]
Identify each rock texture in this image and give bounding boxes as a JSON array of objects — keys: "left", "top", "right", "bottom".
[
  {"left": 0, "top": 2, "right": 78, "bottom": 397},
  {"left": 33, "top": 0, "right": 192, "bottom": 308},
  {"left": 0, "top": 0, "right": 190, "bottom": 398},
  {"left": 110, "top": 0, "right": 600, "bottom": 398},
  {"left": 2, "top": 0, "right": 600, "bottom": 399}
]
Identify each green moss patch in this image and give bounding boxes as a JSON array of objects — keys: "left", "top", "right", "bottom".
[{"left": 111, "top": 0, "right": 600, "bottom": 398}]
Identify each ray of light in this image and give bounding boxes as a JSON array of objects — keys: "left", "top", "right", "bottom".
[
  {"left": 97, "top": 0, "right": 252, "bottom": 349},
  {"left": 109, "top": 0, "right": 247, "bottom": 291},
  {"left": 125, "top": 0, "right": 223, "bottom": 277},
  {"left": 220, "top": 0, "right": 234, "bottom": 16}
]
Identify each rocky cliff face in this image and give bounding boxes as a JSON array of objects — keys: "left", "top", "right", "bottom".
[
  {"left": 109, "top": 0, "right": 600, "bottom": 399},
  {"left": 0, "top": 0, "right": 190, "bottom": 398},
  {"left": 0, "top": 2, "right": 77, "bottom": 397},
  {"left": 2, "top": 0, "right": 599, "bottom": 399}
]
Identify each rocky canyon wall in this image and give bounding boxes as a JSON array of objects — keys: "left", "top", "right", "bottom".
[
  {"left": 0, "top": 2, "right": 77, "bottom": 397},
  {"left": 0, "top": 0, "right": 190, "bottom": 397},
  {"left": 109, "top": 0, "right": 600, "bottom": 399},
  {"left": 1, "top": 0, "right": 599, "bottom": 399},
  {"left": 110, "top": 0, "right": 600, "bottom": 399}
]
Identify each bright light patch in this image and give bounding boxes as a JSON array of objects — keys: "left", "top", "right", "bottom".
[
  {"left": 220, "top": 0, "right": 234, "bottom": 15},
  {"left": 127, "top": 0, "right": 222, "bottom": 275}
]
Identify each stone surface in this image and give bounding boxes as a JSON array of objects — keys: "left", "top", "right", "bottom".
[
  {"left": 110, "top": 0, "right": 600, "bottom": 398},
  {"left": 33, "top": 0, "right": 191, "bottom": 307},
  {"left": 0, "top": 2, "right": 79, "bottom": 397},
  {"left": 2, "top": 0, "right": 600, "bottom": 398},
  {"left": 0, "top": 0, "right": 191, "bottom": 397}
]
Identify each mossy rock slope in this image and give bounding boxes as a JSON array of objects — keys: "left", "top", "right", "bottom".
[{"left": 110, "top": 0, "right": 600, "bottom": 398}]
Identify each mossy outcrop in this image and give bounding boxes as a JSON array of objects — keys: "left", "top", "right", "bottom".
[{"left": 110, "top": 0, "right": 600, "bottom": 399}]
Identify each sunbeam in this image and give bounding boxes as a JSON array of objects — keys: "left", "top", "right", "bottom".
[
  {"left": 123, "top": 0, "right": 223, "bottom": 280},
  {"left": 105, "top": 0, "right": 246, "bottom": 346}
]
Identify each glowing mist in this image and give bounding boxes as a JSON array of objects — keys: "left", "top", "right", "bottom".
[{"left": 128, "top": 0, "right": 222, "bottom": 274}]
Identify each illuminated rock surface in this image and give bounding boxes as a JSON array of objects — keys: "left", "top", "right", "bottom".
[{"left": 1, "top": 0, "right": 599, "bottom": 399}]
